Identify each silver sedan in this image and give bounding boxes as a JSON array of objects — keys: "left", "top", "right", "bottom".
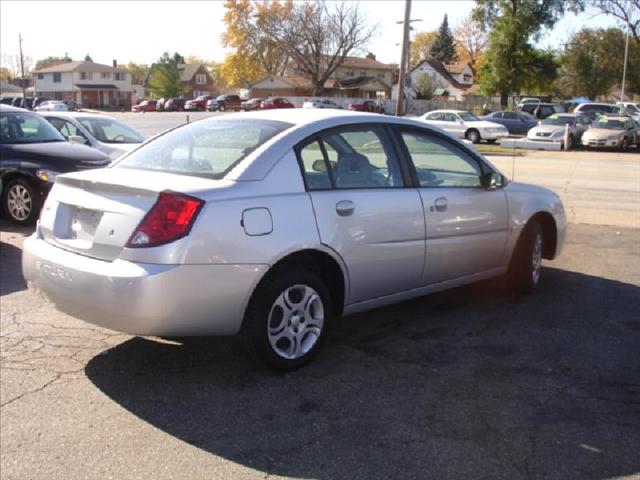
[{"left": 22, "top": 110, "right": 567, "bottom": 370}]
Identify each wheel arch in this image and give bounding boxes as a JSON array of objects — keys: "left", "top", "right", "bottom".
[
  {"left": 516, "top": 211, "right": 557, "bottom": 261},
  {"left": 245, "top": 247, "right": 349, "bottom": 322}
]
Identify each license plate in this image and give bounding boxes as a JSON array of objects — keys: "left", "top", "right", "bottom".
[{"left": 71, "top": 208, "right": 102, "bottom": 239}]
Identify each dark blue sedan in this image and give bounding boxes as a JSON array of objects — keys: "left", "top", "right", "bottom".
[{"left": 480, "top": 111, "right": 538, "bottom": 135}]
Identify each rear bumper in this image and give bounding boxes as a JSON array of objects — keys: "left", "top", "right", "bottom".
[{"left": 22, "top": 235, "right": 267, "bottom": 336}]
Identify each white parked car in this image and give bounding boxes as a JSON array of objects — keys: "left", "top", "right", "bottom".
[
  {"left": 40, "top": 112, "right": 146, "bottom": 160},
  {"left": 303, "top": 99, "right": 342, "bottom": 109},
  {"left": 33, "top": 100, "right": 68, "bottom": 112},
  {"left": 421, "top": 109, "right": 509, "bottom": 144},
  {"left": 23, "top": 110, "right": 566, "bottom": 370},
  {"left": 526, "top": 113, "right": 591, "bottom": 150},
  {"left": 617, "top": 102, "right": 640, "bottom": 122},
  {"left": 572, "top": 102, "right": 618, "bottom": 121}
]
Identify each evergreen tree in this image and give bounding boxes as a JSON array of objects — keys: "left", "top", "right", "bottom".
[
  {"left": 84, "top": 54, "right": 93, "bottom": 62},
  {"left": 429, "top": 14, "right": 458, "bottom": 63},
  {"left": 147, "top": 52, "right": 187, "bottom": 98}
]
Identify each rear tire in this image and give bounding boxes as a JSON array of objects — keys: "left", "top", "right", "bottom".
[
  {"left": 620, "top": 137, "right": 629, "bottom": 152},
  {"left": 241, "top": 268, "right": 332, "bottom": 371},
  {"left": 2, "top": 178, "right": 40, "bottom": 226},
  {"left": 508, "top": 220, "right": 543, "bottom": 294},
  {"left": 466, "top": 129, "right": 481, "bottom": 144}
]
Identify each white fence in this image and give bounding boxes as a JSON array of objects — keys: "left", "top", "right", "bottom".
[{"left": 278, "top": 96, "right": 501, "bottom": 116}]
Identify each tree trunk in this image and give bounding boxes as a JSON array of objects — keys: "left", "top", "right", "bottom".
[
  {"left": 500, "top": 91, "right": 509, "bottom": 109},
  {"left": 312, "top": 81, "right": 324, "bottom": 96}
]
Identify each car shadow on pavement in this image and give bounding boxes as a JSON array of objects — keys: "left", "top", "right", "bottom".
[
  {"left": 0, "top": 241, "right": 27, "bottom": 296},
  {"left": 85, "top": 267, "right": 640, "bottom": 480}
]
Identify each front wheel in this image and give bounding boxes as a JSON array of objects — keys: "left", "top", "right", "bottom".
[
  {"left": 620, "top": 137, "right": 629, "bottom": 152},
  {"left": 219, "top": 104, "right": 225, "bottom": 112},
  {"left": 241, "top": 268, "right": 332, "bottom": 371},
  {"left": 508, "top": 220, "right": 543, "bottom": 294},
  {"left": 466, "top": 129, "right": 481, "bottom": 144},
  {"left": 2, "top": 178, "right": 40, "bottom": 226}
]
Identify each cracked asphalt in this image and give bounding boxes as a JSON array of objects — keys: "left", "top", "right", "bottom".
[{"left": 1, "top": 130, "right": 640, "bottom": 479}]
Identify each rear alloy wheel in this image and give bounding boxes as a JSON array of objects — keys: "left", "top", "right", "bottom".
[
  {"left": 466, "top": 129, "right": 481, "bottom": 144},
  {"left": 2, "top": 178, "right": 40, "bottom": 226},
  {"left": 508, "top": 220, "right": 543, "bottom": 294},
  {"left": 241, "top": 268, "right": 332, "bottom": 371}
]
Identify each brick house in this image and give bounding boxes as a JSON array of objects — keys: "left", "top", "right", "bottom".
[
  {"left": 32, "top": 60, "right": 133, "bottom": 108},
  {"left": 144, "top": 63, "right": 215, "bottom": 99},
  {"left": 250, "top": 53, "right": 396, "bottom": 99}
]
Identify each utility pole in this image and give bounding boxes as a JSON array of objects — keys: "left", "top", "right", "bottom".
[
  {"left": 395, "top": 0, "right": 411, "bottom": 116},
  {"left": 620, "top": 27, "right": 630, "bottom": 102},
  {"left": 18, "top": 33, "right": 26, "bottom": 100}
]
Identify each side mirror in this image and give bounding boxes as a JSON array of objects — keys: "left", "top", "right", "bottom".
[
  {"left": 481, "top": 172, "right": 503, "bottom": 190},
  {"left": 68, "top": 135, "right": 87, "bottom": 145}
]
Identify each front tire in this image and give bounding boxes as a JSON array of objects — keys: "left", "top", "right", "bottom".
[
  {"left": 241, "top": 268, "right": 332, "bottom": 371},
  {"left": 2, "top": 178, "right": 40, "bottom": 226},
  {"left": 219, "top": 104, "right": 225, "bottom": 112},
  {"left": 508, "top": 220, "right": 543, "bottom": 294},
  {"left": 620, "top": 137, "right": 629, "bottom": 152},
  {"left": 466, "top": 129, "right": 481, "bottom": 144}
]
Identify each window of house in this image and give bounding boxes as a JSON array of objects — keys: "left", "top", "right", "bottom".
[
  {"left": 37, "top": 73, "right": 44, "bottom": 80},
  {"left": 360, "top": 70, "right": 367, "bottom": 76},
  {"left": 53, "top": 73, "right": 61, "bottom": 83},
  {"left": 80, "top": 72, "right": 87, "bottom": 80},
  {"left": 195, "top": 73, "right": 207, "bottom": 85},
  {"left": 463, "top": 74, "right": 472, "bottom": 83},
  {"left": 102, "top": 72, "right": 110, "bottom": 79}
]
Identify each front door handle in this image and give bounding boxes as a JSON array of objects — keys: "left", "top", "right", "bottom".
[
  {"left": 432, "top": 197, "right": 448, "bottom": 212},
  {"left": 336, "top": 200, "right": 355, "bottom": 217}
]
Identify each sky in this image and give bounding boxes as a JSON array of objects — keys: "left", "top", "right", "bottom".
[{"left": 0, "top": 0, "right": 621, "bottom": 70}]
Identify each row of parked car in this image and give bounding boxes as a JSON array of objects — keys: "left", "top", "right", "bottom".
[
  {"left": 131, "top": 95, "right": 387, "bottom": 113},
  {"left": 1, "top": 104, "right": 147, "bottom": 225},
  {"left": 421, "top": 105, "right": 640, "bottom": 151},
  {"left": 0, "top": 96, "right": 82, "bottom": 112}
]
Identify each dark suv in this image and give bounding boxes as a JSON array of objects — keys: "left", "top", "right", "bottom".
[
  {"left": 0, "top": 105, "right": 109, "bottom": 225},
  {"left": 206, "top": 95, "right": 241, "bottom": 112},
  {"left": 518, "top": 103, "right": 565, "bottom": 120}
]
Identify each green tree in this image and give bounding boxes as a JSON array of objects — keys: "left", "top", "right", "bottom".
[
  {"left": 84, "top": 54, "right": 93, "bottom": 62},
  {"left": 35, "top": 54, "right": 72, "bottom": 70},
  {"left": 414, "top": 73, "right": 434, "bottom": 99},
  {"left": 121, "top": 62, "right": 150, "bottom": 85},
  {"left": 147, "top": 52, "right": 186, "bottom": 98},
  {"left": 429, "top": 14, "right": 457, "bottom": 63},
  {"left": 556, "top": 27, "right": 640, "bottom": 99},
  {"left": 473, "top": 0, "right": 583, "bottom": 107}
]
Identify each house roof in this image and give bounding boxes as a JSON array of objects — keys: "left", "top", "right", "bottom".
[
  {"left": 178, "top": 63, "right": 207, "bottom": 82},
  {"left": 443, "top": 62, "right": 473, "bottom": 75},
  {"left": 33, "top": 61, "right": 125, "bottom": 74},
  {"left": 339, "top": 55, "right": 397, "bottom": 70},
  {"left": 410, "top": 59, "right": 470, "bottom": 90}
]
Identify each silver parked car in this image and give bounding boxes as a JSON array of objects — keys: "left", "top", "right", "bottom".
[
  {"left": 22, "top": 110, "right": 567, "bottom": 370},
  {"left": 40, "top": 111, "right": 146, "bottom": 160},
  {"left": 526, "top": 113, "right": 591, "bottom": 149}
]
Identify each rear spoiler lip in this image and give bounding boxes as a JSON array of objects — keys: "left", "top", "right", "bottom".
[{"left": 55, "top": 175, "right": 160, "bottom": 198}]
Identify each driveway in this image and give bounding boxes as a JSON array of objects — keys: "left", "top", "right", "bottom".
[{"left": 1, "top": 221, "right": 639, "bottom": 480}]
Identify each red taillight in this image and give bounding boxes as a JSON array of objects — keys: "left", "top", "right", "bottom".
[{"left": 126, "top": 191, "right": 204, "bottom": 248}]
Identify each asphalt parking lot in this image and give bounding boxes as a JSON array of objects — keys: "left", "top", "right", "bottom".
[{"left": 1, "top": 112, "right": 639, "bottom": 479}]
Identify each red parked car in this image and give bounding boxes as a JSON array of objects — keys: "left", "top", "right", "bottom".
[
  {"left": 259, "top": 97, "right": 295, "bottom": 110},
  {"left": 132, "top": 100, "right": 157, "bottom": 112},
  {"left": 185, "top": 95, "right": 215, "bottom": 111},
  {"left": 346, "top": 100, "right": 385, "bottom": 114}
]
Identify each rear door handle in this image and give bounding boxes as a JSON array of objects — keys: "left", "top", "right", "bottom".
[
  {"left": 432, "top": 197, "right": 448, "bottom": 212},
  {"left": 336, "top": 200, "right": 355, "bottom": 217}
]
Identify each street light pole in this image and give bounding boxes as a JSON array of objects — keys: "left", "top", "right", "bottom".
[
  {"left": 18, "top": 33, "right": 26, "bottom": 100},
  {"left": 620, "top": 27, "right": 629, "bottom": 102},
  {"left": 395, "top": 0, "right": 411, "bottom": 116}
]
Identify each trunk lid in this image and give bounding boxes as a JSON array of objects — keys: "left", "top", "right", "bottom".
[{"left": 39, "top": 167, "right": 227, "bottom": 261}]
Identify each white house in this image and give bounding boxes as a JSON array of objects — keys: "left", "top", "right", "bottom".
[
  {"left": 32, "top": 60, "right": 134, "bottom": 108},
  {"left": 394, "top": 60, "right": 476, "bottom": 101}
]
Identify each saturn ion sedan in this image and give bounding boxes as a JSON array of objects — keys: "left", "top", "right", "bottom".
[{"left": 22, "top": 109, "right": 566, "bottom": 370}]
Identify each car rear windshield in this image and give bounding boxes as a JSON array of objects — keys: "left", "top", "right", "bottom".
[
  {"left": 0, "top": 112, "right": 65, "bottom": 144},
  {"left": 113, "top": 119, "right": 292, "bottom": 179}
]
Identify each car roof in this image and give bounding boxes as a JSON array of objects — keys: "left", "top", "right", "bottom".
[
  {"left": 426, "top": 109, "right": 467, "bottom": 114},
  {"left": 596, "top": 115, "right": 629, "bottom": 121},
  {"left": 0, "top": 104, "right": 31, "bottom": 113},
  {"left": 38, "top": 111, "right": 116, "bottom": 120},
  {"left": 575, "top": 103, "right": 614, "bottom": 108}
]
